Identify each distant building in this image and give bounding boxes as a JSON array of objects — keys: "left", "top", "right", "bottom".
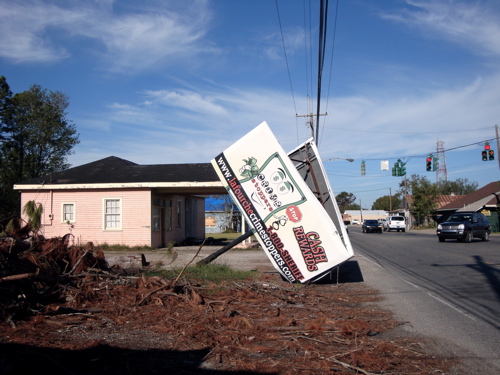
[
  {"left": 344, "top": 210, "right": 388, "bottom": 224},
  {"left": 205, "top": 211, "right": 242, "bottom": 234}
]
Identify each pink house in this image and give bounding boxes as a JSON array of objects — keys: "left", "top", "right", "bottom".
[{"left": 14, "top": 156, "right": 225, "bottom": 248}]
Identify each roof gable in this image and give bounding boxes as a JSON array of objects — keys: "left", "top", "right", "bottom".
[{"left": 436, "top": 181, "right": 500, "bottom": 211}]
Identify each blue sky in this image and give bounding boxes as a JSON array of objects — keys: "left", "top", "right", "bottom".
[{"left": 1, "top": 0, "right": 499, "bottom": 208}]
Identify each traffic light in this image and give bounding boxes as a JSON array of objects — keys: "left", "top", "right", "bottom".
[
  {"left": 432, "top": 156, "right": 439, "bottom": 171},
  {"left": 489, "top": 149, "right": 495, "bottom": 160},
  {"left": 483, "top": 142, "right": 490, "bottom": 161},
  {"left": 398, "top": 159, "right": 406, "bottom": 176},
  {"left": 392, "top": 160, "right": 399, "bottom": 176},
  {"left": 361, "top": 160, "right": 366, "bottom": 175},
  {"left": 426, "top": 156, "right": 432, "bottom": 171}
]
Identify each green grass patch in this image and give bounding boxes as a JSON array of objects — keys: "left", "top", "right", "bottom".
[
  {"left": 143, "top": 263, "right": 258, "bottom": 284},
  {"left": 95, "top": 243, "right": 155, "bottom": 252}
]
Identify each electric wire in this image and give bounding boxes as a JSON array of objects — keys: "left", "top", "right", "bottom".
[
  {"left": 275, "top": 0, "right": 301, "bottom": 141},
  {"left": 353, "top": 137, "right": 499, "bottom": 161},
  {"left": 275, "top": 0, "right": 298, "bottom": 118},
  {"left": 303, "top": 0, "right": 311, "bottom": 100},
  {"left": 315, "top": 0, "right": 329, "bottom": 143},
  {"left": 304, "top": 0, "right": 314, "bottom": 114},
  {"left": 320, "top": 0, "right": 339, "bottom": 145},
  {"left": 321, "top": 126, "right": 493, "bottom": 134}
]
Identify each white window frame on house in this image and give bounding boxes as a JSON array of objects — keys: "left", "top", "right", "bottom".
[
  {"left": 61, "top": 202, "right": 76, "bottom": 223},
  {"left": 103, "top": 198, "right": 122, "bottom": 231}
]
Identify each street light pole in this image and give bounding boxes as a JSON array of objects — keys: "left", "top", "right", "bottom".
[{"left": 324, "top": 157, "right": 354, "bottom": 162}]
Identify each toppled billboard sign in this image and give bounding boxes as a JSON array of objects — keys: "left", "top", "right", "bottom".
[
  {"left": 287, "top": 139, "right": 353, "bottom": 254},
  {"left": 211, "top": 122, "right": 354, "bottom": 283}
]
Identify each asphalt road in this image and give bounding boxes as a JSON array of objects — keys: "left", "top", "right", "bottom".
[{"left": 348, "top": 225, "right": 500, "bottom": 374}]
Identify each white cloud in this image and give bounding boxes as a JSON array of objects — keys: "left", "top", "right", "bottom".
[
  {"left": 0, "top": 2, "right": 74, "bottom": 62},
  {"left": 319, "top": 73, "right": 500, "bottom": 159},
  {"left": 382, "top": 0, "right": 500, "bottom": 57},
  {"left": 144, "top": 90, "right": 229, "bottom": 117},
  {"left": 0, "top": 0, "right": 214, "bottom": 71}
]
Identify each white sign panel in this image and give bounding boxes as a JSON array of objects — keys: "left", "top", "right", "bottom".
[
  {"left": 288, "top": 139, "right": 353, "bottom": 256},
  {"left": 211, "top": 122, "right": 353, "bottom": 283}
]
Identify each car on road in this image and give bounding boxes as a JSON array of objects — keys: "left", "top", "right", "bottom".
[
  {"left": 352, "top": 219, "right": 360, "bottom": 225},
  {"left": 383, "top": 216, "right": 406, "bottom": 232},
  {"left": 362, "top": 219, "right": 383, "bottom": 233},
  {"left": 437, "top": 212, "right": 490, "bottom": 242}
]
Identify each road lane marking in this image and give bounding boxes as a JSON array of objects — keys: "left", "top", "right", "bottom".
[
  {"left": 403, "top": 279, "right": 421, "bottom": 289},
  {"left": 427, "top": 292, "right": 477, "bottom": 321},
  {"left": 355, "top": 253, "right": 383, "bottom": 268}
]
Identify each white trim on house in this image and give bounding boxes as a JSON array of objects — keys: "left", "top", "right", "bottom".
[{"left": 14, "top": 182, "right": 224, "bottom": 190}]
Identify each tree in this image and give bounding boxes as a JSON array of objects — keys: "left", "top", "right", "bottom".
[
  {"left": 372, "top": 195, "right": 401, "bottom": 211},
  {"left": 0, "top": 76, "right": 15, "bottom": 217},
  {"left": 402, "top": 175, "right": 438, "bottom": 226},
  {"left": 335, "top": 191, "right": 357, "bottom": 213},
  {"left": 345, "top": 203, "right": 361, "bottom": 211},
  {"left": 0, "top": 78, "right": 79, "bottom": 218},
  {"left": 436, "top": 178, "right": 478, "bottom": 195},
  {"left": 0, "top": 76, "right": 12, "bottom": 142}
]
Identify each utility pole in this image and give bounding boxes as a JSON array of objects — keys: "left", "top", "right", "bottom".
[
  {"left": 436, "top": 140, "right": 448, "bottom": 183},
  {"left": 496, "top": 124, "right": 500, "bottom": 171},
  {"left": 389, "top": 187, "right": 392, "bottom": 212},
  {"left": 296, "top": 96, "right": 327, "bottom": 141}
]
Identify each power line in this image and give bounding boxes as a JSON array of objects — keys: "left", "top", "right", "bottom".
[
  {"left": 275, "top": 0, "right": 297, "bottom": 116},
  {"left": 315, "top": 0, "right": 329, "bottom": 142},
  {"left": 303, "top": 0, "right": 312, "bottom": 100},
  {"left": 321, "top": 125, "right": 492, "bottom": 134},
  {"left": 321, "top": 0, "right": 339, "bottom": 144},
  {"left": 342, "top": 137, "right": 499, "bottom": 161}
]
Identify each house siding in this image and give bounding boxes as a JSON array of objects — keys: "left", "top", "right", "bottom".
[{"left": 21, "top": 189, "right": 152, "bottom": 247}]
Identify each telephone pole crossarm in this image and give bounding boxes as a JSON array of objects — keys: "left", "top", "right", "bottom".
[{"left": 296, "top": 112, "right": 327, "bottom": 140}]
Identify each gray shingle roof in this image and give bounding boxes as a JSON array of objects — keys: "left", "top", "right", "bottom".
[
  {"left": 16, "top": 156, "right": 220, "bottom": 186},
  {"left": 434, "top": 181, "right": 500, "bottom": 212}
]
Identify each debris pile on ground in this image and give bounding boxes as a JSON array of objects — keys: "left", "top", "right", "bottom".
[
  {"left": 0, "top": 231, "right": 110, "bottom": 322},
  {"left": 0, "top": 241, "right": 455, "bottom": 374},
  {"left": 0, "top": 220, "right": 456, "bottom": 374}
]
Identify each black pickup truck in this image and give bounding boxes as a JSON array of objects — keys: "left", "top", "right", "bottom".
[{"left": 436, "top": 212, "right": 490, "bottom": 242}]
